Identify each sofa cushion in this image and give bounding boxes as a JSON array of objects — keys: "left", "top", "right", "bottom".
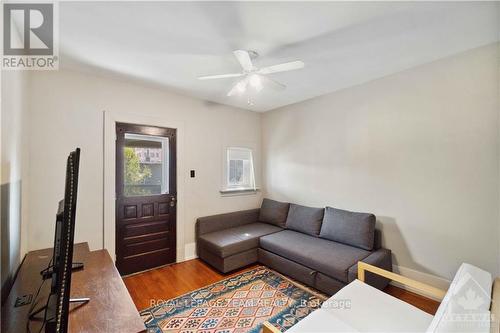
[
  {"left": 259, "top": 230, "right": 371, "bottom": 283},
  {"left": 285, "top": 204, "right": 324, "bottom": 236},
  {"left": 259, "top": 198, "right": 290, "bottom": 227},
  {"left": 319, "top": 207, "right": 376, "bottom": 250},
  {"left": 198, "top": 222, "right": 282, "bottom": 258}
]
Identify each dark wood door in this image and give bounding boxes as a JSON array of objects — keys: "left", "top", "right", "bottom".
[{"left": 115, "top": 123, "right": 176, "bottom": 276}]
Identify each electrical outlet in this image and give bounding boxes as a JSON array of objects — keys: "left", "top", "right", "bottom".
[{"left": 190, "top": 170, "right": 195, "bottom": 178}]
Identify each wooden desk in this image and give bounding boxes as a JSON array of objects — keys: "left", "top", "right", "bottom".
[{"left": 1, "top": 243, "right": 145, "bottom": 333}]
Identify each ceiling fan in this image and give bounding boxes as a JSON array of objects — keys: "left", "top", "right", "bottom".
[{"left": 198, "top": 50, "right": 305, "bottom": 97}]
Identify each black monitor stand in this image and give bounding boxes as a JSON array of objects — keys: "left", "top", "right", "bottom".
[
  {"left": 29, "top": 262, "right": 89, "bottom": 321},
  {"left": 40, "top": 262, "right": 85, "bottom": 280},
  {"left": 29, "top": 298, "right": 90, "bottom": 319}
]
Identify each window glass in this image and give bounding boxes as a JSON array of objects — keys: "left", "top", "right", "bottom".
[
  {"left": 123, "top": 133, "right": 169, "bottom": 197},
  {"left": 226, "top": 147, "right": 255, "bottom": 190}
]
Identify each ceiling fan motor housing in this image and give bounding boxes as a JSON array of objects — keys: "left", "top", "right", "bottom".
[{"left": 247, "top": 50, "right": 259, "bottom": 60}]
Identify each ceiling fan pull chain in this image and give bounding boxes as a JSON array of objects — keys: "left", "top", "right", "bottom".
[{"left": 247, "top": 96, "right": 254, "bottom": 106}]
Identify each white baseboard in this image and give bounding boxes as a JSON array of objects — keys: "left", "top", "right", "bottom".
[
  {"left": 183, "top": 242, "right": 198, "bottom": 261},
  {"left": 391, "top": 265, "right": 450, "bottom": 301}
]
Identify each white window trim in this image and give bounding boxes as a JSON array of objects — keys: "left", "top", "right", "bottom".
[
  {"left": 221, "top": 146, "right": 258, "bottom": 194},
  {"left": 219, "top": 188, "right": 260, "bottom": 196}
]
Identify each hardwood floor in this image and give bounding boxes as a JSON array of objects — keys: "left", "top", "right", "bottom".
[
  {"left": 123, "top": 259, "right": 258, "bottom": 310},
  {"left": 384, "top": 284, "right": 440, "bottom": 315},
  {"left": 123, "top": 259, "right": 440, "bottom": 315}
]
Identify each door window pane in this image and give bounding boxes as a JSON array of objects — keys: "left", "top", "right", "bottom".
[{"left": 123, "top": 133, "right": 169, "bottom": 197}]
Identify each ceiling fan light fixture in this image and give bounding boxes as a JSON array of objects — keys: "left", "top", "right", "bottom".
[
  {"left": 199, "top": 50, "right": 303, "bottom": 99},
  {"left": 249, "top": 74, "right": 262, "bottom": 91},
  {"left": 236, "top": 80, "right": 247, "bottom": 93}
]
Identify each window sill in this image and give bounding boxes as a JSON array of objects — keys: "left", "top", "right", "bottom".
[{"left": 220, "top": 188, "right": 260, "bottom": 197}]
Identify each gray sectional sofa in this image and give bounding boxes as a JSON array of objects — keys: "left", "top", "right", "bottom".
[{"left": 195, "top": 198, "right": 392, "bottom": 295}]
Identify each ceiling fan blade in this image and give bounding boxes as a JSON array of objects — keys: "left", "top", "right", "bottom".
[
  {"left": 227, "top": 76, "right": 249, "bottom": 97},
  {"left": 257, "top": 61, "right": 304, "bottom": 75},
  {"left": 197, "top": 73, "right": 243, "bottom": 80},
  {"left": 260, "top": 75, "right": 286, "bottom": 90},
  {"left": 233, "top": 50, "right": 254, "bottom": 71}
]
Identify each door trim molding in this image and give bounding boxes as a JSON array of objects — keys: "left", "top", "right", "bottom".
[{"left": 103, "top": 110, "right": 186, "bottom": 263}]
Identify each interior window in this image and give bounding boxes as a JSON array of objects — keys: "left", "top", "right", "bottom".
[{"left": 225, "top": 147, "right": 255, "bottom": 190}]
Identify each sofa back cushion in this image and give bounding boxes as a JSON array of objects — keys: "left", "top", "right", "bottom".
[
  {"left": 319, "top": 207, "right": 375, "bottom": 251},
  {"left": 285, "top": 204, "right": 324, "bottom": 236},
  {"left": 426, "top": 263, "right": 492, "bottom": 333},
  {"left": 259, "top": 198, "right": 290, "bottom": 227}
]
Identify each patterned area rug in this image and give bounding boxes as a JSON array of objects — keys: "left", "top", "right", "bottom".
[{"left": 140, "top": 266, "right": 327, "bottom": 333}]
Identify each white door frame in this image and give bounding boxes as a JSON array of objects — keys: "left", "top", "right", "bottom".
[{"left": 103, "top": 110, "right": 186, "bottom": 263}]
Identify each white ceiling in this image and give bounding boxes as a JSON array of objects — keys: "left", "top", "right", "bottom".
[{"left": 58, "top": 2, "right": 499, "bottom": 112}]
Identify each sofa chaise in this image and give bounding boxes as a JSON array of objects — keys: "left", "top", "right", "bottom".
[{"left": 196, "top": 198, "right": 392, "bottom": 295}]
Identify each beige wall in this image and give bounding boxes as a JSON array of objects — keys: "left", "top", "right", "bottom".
[
  {"left": 262, "top": 44, "right": 500, "bottom": 280},
  {"left": 26, "top": 69, "right": 262, "bottom": 253},
  {"left": 1, "top": 70, "right": 30, "bottom": 298},
  {"left": 6, "top": 44, "right": 500, "bottom": 284}
]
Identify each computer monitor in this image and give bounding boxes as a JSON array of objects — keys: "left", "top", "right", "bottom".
[{"left": 31, "top": 148, "right": 86, "bottom": 333}]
